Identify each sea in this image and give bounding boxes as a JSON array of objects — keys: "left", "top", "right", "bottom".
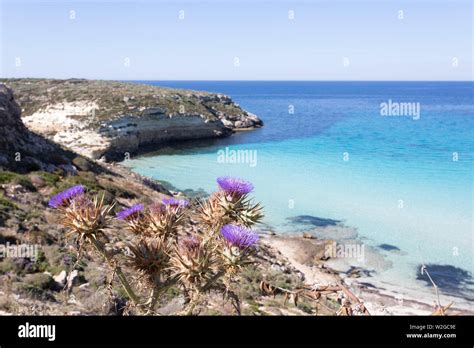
[{"left": 124, "top": 81, "right": 474, "bottom": 303}]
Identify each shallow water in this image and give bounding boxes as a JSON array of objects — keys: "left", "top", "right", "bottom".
[{"left": 124, "top": 81, "right": 474, "bottom": 300}]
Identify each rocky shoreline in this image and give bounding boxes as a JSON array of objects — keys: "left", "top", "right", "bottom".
[{"left": 262, "top": 232, "right": 474, "bottom": 315}]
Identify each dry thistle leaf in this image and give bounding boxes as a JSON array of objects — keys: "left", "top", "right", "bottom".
[{"left": 432, "top": 302, "right": 453, "bottom": 316}]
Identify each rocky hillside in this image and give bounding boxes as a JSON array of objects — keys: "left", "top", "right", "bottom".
[
  {"left": 0, "top": 84, "right": 337, "bottom": 316},
  {"left": 0, "top": 79, "right": 263, "bottom": 160},
  {"left": 0, "top": 84, "right": 77, "bottom": 173}
]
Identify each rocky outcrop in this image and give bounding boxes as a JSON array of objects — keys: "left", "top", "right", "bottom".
[
  {"left": 0, "top": 84, "right": 76, "bottom": 172},
  {"left": 1, "top": 79, "right": 263, "bottom": 161},
  {"left": 99, "top": 113, "right": 233, "bottom": 160}
]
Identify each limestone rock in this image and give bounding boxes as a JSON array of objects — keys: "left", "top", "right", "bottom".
[
  {"left": 1, "top": 79, "right": 264, "bottom": 161},
  {"left": 67, "top": 270, "right": 81, "bottom": 288},
  {"left": 0, "top": 84, "right": 75, "bottom": 172},
  {"left": 53, "top": 270, "right": 67, "bottom": 287}
]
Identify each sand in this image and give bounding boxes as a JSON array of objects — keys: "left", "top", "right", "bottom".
[{"left": 262, "top": 233, "right": 474, "bottom": 316}]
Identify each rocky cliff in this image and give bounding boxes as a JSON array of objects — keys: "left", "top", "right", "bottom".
[
  {"left": 0, "top": 84, "right": 77, "bottom": 172},
  {"left": 0, "top": 79, "right": 263, "bottom": 160}
]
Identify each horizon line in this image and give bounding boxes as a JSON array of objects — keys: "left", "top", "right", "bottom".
[
  {"left": 0, "top": 77, "right": 473, "bottom": 83},
  {"left": 131, "top": 79, "right": 474, "bottom": 83}
]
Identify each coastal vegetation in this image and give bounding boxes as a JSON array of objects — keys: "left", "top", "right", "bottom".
[{"left": 48, "top": 177, "right": 265, "bottom": 314}]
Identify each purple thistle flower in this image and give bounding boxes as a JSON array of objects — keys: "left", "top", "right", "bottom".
[
  {"left": 162, "top": 198, "right": 189, "bottom": 207},
  {"left": 217, "top": 177, "right": 254, "bottom": 196},
  {"left": 221, "top": 224, "right": 259, "bottom": 249},
  {"left": 48, "top": 185, "right": 85, "bottom": 208},
  {"left": 116, "top": 204, "right": 144, "bottom": 220}
]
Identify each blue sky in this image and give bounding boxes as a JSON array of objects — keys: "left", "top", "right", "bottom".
[{"left": 0, "top": 0, "right": 472, "bottom": 80}]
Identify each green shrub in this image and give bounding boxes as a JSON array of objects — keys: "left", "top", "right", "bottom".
[
  {"left": 29, "top": 171, "right": 61, "bottom": 187},
  {"left": 53, "top": 173, "right": 100, "bottom": 194},
  {"left": 0, "top": 171, "right": 16, "bottom": 183},
  {"left": 0, "top": 193, "right": 17, "bottom": 210},
  {"left": 0, "top": 171, "right": 35, "bottom": 191}
]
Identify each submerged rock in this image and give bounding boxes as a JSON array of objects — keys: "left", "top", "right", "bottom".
[
  {"left": 416, "top": 263, "right": 474, "bottom": 299},
  {"left": 287, "top": 215, "right": 340, "bottom": 227},
  {"left": 378, "top": 244, "right": 400, "bottom": 252}
]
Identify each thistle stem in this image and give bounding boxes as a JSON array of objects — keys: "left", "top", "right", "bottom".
[
  {"left": 149, "top": 287, "right": 160, "bottom": 310},
  {"left": 149, "top": 280, "right": 176, "bottom": 311},
  {"left": 149, "top": 287, "right": 165, "bottom": 312},
  {"left": 185, "top": 301, "right": 198, "bottom": 316},
  {"left": 89, "top": 237, "right": 140, "bottom": 305},
  {"left": 115, "top": 268, "right": 140, "bottom": 305}
]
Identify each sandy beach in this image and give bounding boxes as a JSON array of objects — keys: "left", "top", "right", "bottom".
[{"left": 261, "top": 231, "right": 474, "bottom": 315}]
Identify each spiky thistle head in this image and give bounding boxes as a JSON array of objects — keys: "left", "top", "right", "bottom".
[
  {"left": 116, "top": 204, "right": 144, "bottom": 221},
  {"left": 170, "top": 235, "right": 219, "bottom": 292},
  {"left": 196, "top": 192, "right": 229, "bottom": 231},
  {"left": 197, "top": 177, "right": 264, "bottom": 231},
  {"left": 162, "top": 198, "right": 189, "bottom": 208},
  {"left": 221, "top": 224, "right": 259, "bottom": 249},
  {"left": 220, "top": 224, "right": 259, "bottom": 275},
  {"left": 49, "top": 185, "right": 85, "bottom": 209},
  {"left": 146, "top": 200, "right": 187, "bottom": 239},
  {"left": 60, "top": 192, "right": 115, "bottom": 242},
  {"left": 116, "top": 204, "right": 148, "bottom": 235},
  {"left": 218, "top": 192, "right": 264, "bottom": 228},
  {"left": 217, "top": 176, "right": 263, "bottom": 227},
  {"left": 217, "top": 177, "right": 253, "bottom": 199},
  {"left": 128, "top": 237, "right": 171, "bottom": 285}
]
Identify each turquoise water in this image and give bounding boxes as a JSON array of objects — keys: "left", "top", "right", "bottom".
[{"left": 125, "top": 81, "right": 474, "bottom": 298}]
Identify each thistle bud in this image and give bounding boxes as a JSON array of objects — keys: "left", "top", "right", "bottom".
[
  {"left": 170, "top": 235, "right": 218, "bottom": 291},
  {"left": 147, "top": 199, "right": 187, "bottom": 239},
  {"left": 128, "top": 237, "right": 171, "bottom": 285},
  {"left": 116, "top": 204, "right": 148, "bottom": 235}
]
